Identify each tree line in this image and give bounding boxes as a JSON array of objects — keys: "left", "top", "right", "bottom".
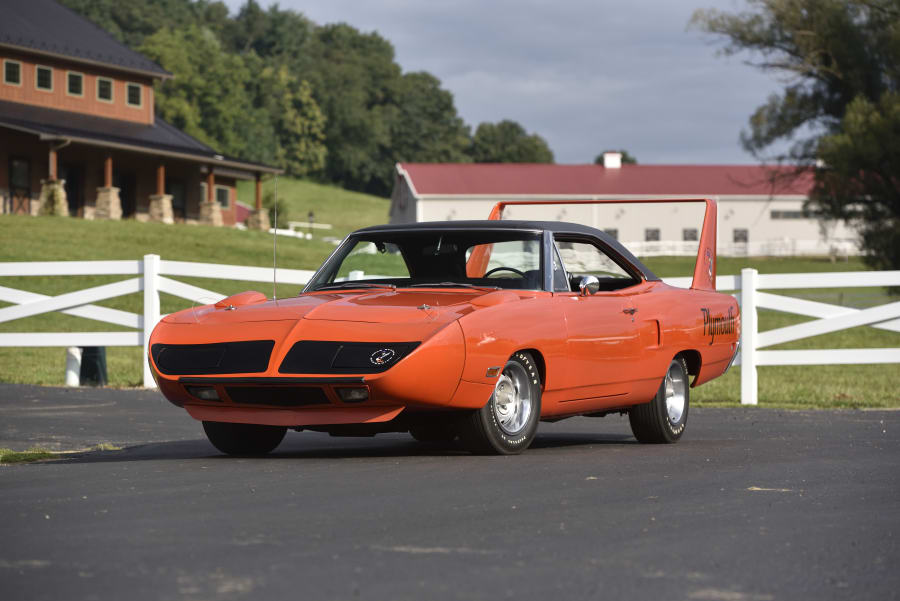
[{"left": 61, "top": 0, "right": 555, "bottom": 197}]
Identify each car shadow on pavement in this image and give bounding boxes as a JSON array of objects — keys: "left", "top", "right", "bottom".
[{"left": 43, "top": 432, "right": 637, "bottom": 465}]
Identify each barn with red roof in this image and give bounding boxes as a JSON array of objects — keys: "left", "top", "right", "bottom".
[{"left": 389, "top": 154, "right": 858, "bottom": 257}]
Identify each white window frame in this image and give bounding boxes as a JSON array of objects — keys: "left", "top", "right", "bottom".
[
  {"left": 125, "top": 82, "right": 142, "bottom": 108},
  {"left": 96, "top": 77, "right": 114, "bottom": 103},
  {"left": 66, "top": 71, "right": 84, "bottom": 98},
  {"left": 35, "top": 65, "right": 53, "bottom": 92},
  {"left": 3, "top": 59, "right": 22, "bottom": 87}
]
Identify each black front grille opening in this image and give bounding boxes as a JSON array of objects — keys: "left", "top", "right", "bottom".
[
  {"left": 151, "top": 340, "right": 275, "bottom": 375},
  {"left": 224, "top": 386, "right": 331, "bottom": 407},
  {"left": 279, "top": 341, "right": 420, "bottom": 374}
]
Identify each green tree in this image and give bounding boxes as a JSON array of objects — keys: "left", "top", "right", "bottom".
[
  {"left": 470, "top": 120, "right": 554, "bottom": 163},
  {"left": 692, "top": 0, "right": 900, "bottom": 269},
  {"left": 391, "top": 72, "right": 472, "bottom": 164},
  {"left": 594, "top": 150, "right": 637, "bottom": 164}
]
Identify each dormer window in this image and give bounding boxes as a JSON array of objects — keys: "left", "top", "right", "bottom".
[
  {"left": 126, "top": 82, "right": 142, "bottom": 107},
  {"left": 67, "top": 72, "right": 84, "bottom": 97},
  {"left": 35, "top": 65, "right": 53, "bottom": 91},
  {"left": 3, "top": 60, "right": 22, "bottom": 86}
]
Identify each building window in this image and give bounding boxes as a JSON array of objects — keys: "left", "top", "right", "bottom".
[
  {"left": 66, "top": 72, "right": 84, "bottom": 97},
  {"left": 126, "top": 82, "right": 142, "bottom": 107},
  {"left": 216, "top": 186, "right": 230, "bottom": 209},
  {"left": 3, "top": 60, "right": 21, "bottom": 86},
  {"left": 733, "top": 228, "right": 749, "bottom": 243},
  {"left": 683, "top": 228, "right": 698, "bottom": 241},
  {"left": 603, "top": 228, "right": 618, "bottom": 240},
  {"left": 645, "top": 228, "right": 660, "bottom": 242},
  {"left": 771, "top": 209, "right": 806, "bottom": 219},
  {"left": 35, "top": 66, "right": 53, "bottom": 91},
  {"left": 97, "top": 77, "right": 113, "bottom": 102}
]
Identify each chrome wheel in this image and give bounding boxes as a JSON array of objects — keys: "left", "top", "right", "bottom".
[
  {"left": 491, "top": 362, "right": 533, "bottom": 436},
  {"left": 664, "top": 361, "right": 687, "bottom": 424}
]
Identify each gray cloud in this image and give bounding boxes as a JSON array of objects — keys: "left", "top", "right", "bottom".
[{"left": 233, "top": 0, "right": 788, "bottom": 164}]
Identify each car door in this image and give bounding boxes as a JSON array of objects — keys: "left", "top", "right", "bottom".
[{"left": 551, "top": 237, "right": 643, "bottom": 405}]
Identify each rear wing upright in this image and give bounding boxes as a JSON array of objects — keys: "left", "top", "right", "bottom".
[{"left": 487, "top": 198, "right": 718, "bottom": 291}]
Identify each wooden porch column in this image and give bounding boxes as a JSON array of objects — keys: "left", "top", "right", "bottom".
[
  {"left": 206, "top": 171, "right": 215, "bottom": 204},
  {"left": 156, "top": 164, "right": 165, "bottom": 196},
  {"left": 104, "top": 156, "right": 113, "bottom": 188},
  {"left": 199, "top": 168, "right": 222, "bottom": 226},
  {"left": 255, "top": 173, "right": 262, "bottom": 211},
  {"left": 48, "top": 148, "right": 58, "bottom": 181}
]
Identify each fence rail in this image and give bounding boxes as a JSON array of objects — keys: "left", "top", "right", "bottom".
[
  {"left": 0, "top": 255, "right": 315, "bottom": 386},
  {"left": 1, "top": 257, "right": 898, "bottom": 400}
]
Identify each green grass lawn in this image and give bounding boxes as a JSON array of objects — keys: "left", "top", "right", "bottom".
[
  {"left": 1, "top": 209, "right": 897, "bottom": 408},
  {"left": 236, "top": 177, "right": 390, "bottom": 237}
]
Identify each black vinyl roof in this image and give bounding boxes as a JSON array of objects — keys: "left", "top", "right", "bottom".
[
  {"left": 355, "top": 220, "right": 660, "bottom": 281},
  {"left": 1, "top": 0, "right": 171, "bottom": 78},
  {"left": 0, "top": 100, "right": 280, "bottom": 174}
]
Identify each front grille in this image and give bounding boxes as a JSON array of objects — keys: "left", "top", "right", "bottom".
[
  {"left": 151, "top": 340, "right": 274, "bottom": 375},
  {"left": 278, "top": 341, "right": 419, "bottom": 374},
  {"left": 224, "top": 386, "right": 331, "bottom": 407}
]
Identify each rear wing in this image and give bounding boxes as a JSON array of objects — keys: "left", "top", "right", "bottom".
[{"left": 486, "top": 198, "right": 718, "bottom": 291}]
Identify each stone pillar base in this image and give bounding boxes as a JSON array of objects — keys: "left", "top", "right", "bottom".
[
  {"left": 149, "top": 194, "right": 174, "bottom": 224},
  {"left": 95, "top": 187, "right": 122, "bottom": 220},
  {"left": 246, "top": 208, "right": 270, "bottom": 231},
  {"left": 199, "top": 201, "right": 223, "bottom": 227},
  {"left": 39, "top": 179, "right": 68, "bottom": 216}
]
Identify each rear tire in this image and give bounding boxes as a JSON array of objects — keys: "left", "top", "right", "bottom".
[
  {"left": 458, "top": 351, "right": 541, "bottom": 455},
  {"left": 629, "top": 356, "right": 689, "bottom": 444},
  {"left": 202, "top": 421, "right": 286, "bottom": 456}
]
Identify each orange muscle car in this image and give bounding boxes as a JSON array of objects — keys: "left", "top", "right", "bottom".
[{"left": 149, "top": 199, "right": 740, "bottom": 455}]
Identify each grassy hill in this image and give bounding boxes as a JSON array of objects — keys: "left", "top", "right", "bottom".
[
  {"left": 0, "top": 199, "right": 897, "bottom": 407},
  {"left": 236, "top": 177, "right": 391, "bottom": 237}
]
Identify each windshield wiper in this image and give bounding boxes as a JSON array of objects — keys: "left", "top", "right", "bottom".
[
  {"left": 406, "top": 282, "right": 500, "bottom": 290},
  {"left": 314, "top": 282, "right": 397, "bottom": 291}
]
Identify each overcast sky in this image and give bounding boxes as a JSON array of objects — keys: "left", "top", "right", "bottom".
[{"left": 231, "top": 0, "right": 786, "bottom": 165}]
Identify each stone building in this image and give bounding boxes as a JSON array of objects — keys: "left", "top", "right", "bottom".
[{"left": 0, "top": 0, "right": 279, "bottom": 227}]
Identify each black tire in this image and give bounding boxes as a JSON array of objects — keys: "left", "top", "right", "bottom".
[
  {"left": 202, "top": 420, "right": 287, "bottom": 456},
  {"left": 458, "top": 351, "right": 542, "bottom": 455},
  {"left": 629, "top": 356, "right": 689, "bottom": 444},
  {"left": 409, "top": 421, "right": 458, "bottom": 444}
]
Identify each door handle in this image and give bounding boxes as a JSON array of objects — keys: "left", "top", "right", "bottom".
[{"left": 623, "top": 308, "right": 637, "bottom": 315}]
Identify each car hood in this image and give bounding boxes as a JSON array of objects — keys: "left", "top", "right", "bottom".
[{"left": 163, "top": 289, "right": 525, "bottom": 327}]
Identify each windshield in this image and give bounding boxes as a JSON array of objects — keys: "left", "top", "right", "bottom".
[{"left": 306, "top": 229, "right": 544, "bottom": 292}]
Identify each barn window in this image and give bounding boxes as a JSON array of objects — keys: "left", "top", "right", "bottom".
[
  {"left": 603, "top": 228, "right": 618, "bottom": 240},
  {"left": 683, "top": 228, "right": 698, "bottom": 241},
  {"left": 35, "top": 66, "right": 53, "bottom": 91},
  {"left": 733, "top": 229, "right": 749, "bottom": 243},
  {"left": 644, "top": 228, "right": 660, "bottom": 242},
  {"left": 97, "top": 77, "right": 113, "bottom": 102},
  {"left": 67, "top": 72, "right": 83, "bottom": 97},
  {"left": 3, "top": 60, "right": 21, "bottom": 86},
  {"left": 771, "top": 210, "right": 806, "bottom": 219},
  {"left": 126, "top": 83, "right": 142, "bottom": 107}
]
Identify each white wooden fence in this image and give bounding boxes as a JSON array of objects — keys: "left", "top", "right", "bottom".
[
  {"left": 1, "top": 257, "right": 898, "bottom": 402},
  {"left": 665, "top": 269, "right": 900, "bottom": 404},
  {"left": 0, "top": 255, "right": 315, "bottom": 387}
]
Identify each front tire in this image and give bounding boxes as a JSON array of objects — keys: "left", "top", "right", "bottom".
[
  {"left": 202, "top": 421, "right": 287, "bottom": 456},
  {"left": 458, "top": 351, "right": 541, "bottom": 455},
  {"left": 629, "top": 356, "right": 689, "bottom": 443}
]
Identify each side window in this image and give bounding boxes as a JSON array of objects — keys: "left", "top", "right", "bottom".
[{"left": 556, "top": 239, "right": 638, "bottom": 290}]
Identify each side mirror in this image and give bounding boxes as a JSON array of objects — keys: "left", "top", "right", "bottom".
[{"left": 579, "top": 275, "right": 600, "bottom": 296}]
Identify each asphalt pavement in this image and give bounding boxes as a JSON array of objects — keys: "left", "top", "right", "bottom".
[{"left": 1, "top": 383, "right": 898, "bottom": 601}]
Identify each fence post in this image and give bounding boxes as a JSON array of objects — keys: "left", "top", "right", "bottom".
[
  {"left": 65, "top": 346, "right": 82, "bottom": 387},
  {"left": 740, "top": 267, "right": 758, "bottom": 405},
  {"left": 142, "top": 254, "right": 161, "bottom": 388}
]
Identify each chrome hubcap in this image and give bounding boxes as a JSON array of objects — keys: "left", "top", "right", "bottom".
[
  {"left": 491, "top": 363, "right": 532, "bottom": 435},
  {"left": 664, "top": 362, "right": 687, "bottom": 423}
]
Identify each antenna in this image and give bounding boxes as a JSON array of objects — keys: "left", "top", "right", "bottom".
[{"left": 272, "top": 175, "right": 278, "bottom": 301}]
